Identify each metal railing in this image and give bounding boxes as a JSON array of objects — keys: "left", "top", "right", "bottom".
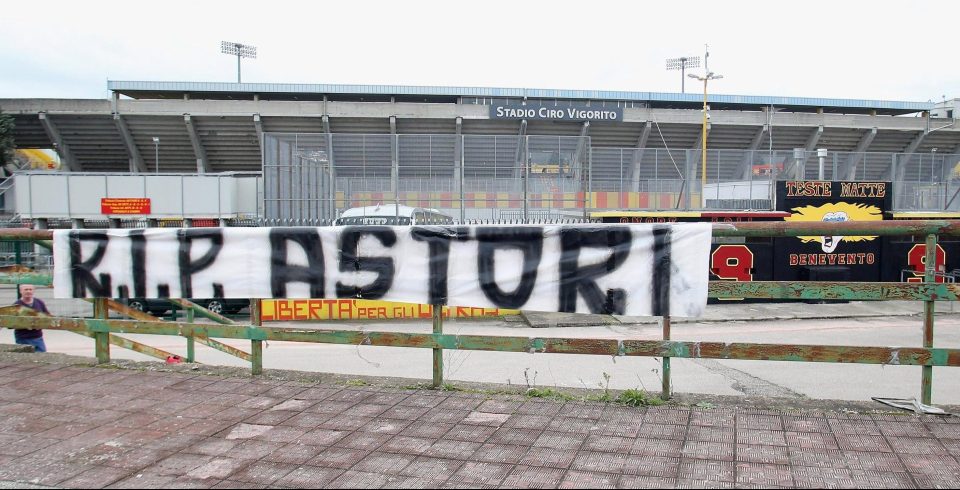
[
  {"left": 263, "top": 133, "right": 960, "bottom": 222},
  {"left": 1, "top": 220, "right": 959, "bottom": 405}
]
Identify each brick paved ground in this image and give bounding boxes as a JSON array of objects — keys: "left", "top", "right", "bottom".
[{"left": 1, "top": 360, "right": 959, "bottom": 488}]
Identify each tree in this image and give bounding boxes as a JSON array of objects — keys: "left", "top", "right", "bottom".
[{"left": 0, "top": 114, "right": 15, "bottom": 169}]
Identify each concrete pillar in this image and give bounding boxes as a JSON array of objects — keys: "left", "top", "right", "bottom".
[{"left": 71, "top": 219, "right": 84, "bottom": 229}]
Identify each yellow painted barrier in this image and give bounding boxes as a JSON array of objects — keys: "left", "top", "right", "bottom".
[{"left": 261, "top": 299, "right": 518, "bottom": 322}]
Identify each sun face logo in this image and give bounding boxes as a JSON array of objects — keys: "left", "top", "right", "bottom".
[{"left": 784, "top": 202, "right": 882, "bottom": 253}]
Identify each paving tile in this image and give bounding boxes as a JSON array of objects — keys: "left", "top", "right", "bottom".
[
  {"left": 884, "top": 435, "right": 948, "bottom": 455},
  {"left": 644, "top": 407, "right": 690, "bottom": 425},
  {"left": 327, "top": 470, "right": 392, "bottom": 489},
  {"left": 504, "top": 414, "right": 553, "bottom": 431},
  {"left": 444, "top": 423, "right": 498, "bottom": 443},
  {"left": 790, "top": 466, "right": 857, "bottom": 489},
  {"left": 227, "top": 440, "right": 284, "bottom": 461},
  {"left": 835, "top": 434, "right": 893, "bottom": 452},
  {"left": 102, "top": 448, "right": 176, "bottom": 469},
  {"left": 488, "top": 427, "right": 540, "bottom": 446},
  {"left": 848, "top": 469, "right": 915, "bottom": 489},
  {"left": 273, "top": 465, "right": 344, "bottom": 488},
  {"left": 309, "top": 446, "right": 371, "bottom": 469},
  {"left": 447, "top": 461, "right": 513, "bottom": 486},
  {"left": 877, "top": 420, "right": 933, "bottom": 438},
  {"left": 311, "top": 401, "right": 356, "bottom": 414},
  {"left": 690, "top": 410, "right": 735, "bottom": 428},
  {"left": 182, "top": 438, "right": 240, "bottom": 457},
  {"left": 517, "top": 446, "right": 578, "bottom": 469},
  {"left": 298, "top": 428, "right": 349, "bottom": 446},
  {"left": 592, "top": 418, "right": 642, "bottom": 438},
  {"left": 557, "top": 403, "right": 604, "bottom": 420},
  {"left": 558, "top": 470, "right": 618, "bottom": 488},
  {"left": 842, "top": 450, "right": 906, "bottom": 472},
  {"left": 621, "top": 454, "right": 680, "bottom": 477},
  {"left": 736, "top": 462, "right": 794, "bottom": 487},
  {"left": 502, "top": 464, "right": 565, "bottom": 488},
  {"left": 399, "top": 455, "right": 463, "bottom": 480},
  {"left": 341, "top": 403, "right": 392, "bottom": 418},
  {"left": 788, "top": 447, "right": 848, "bottom": 469},
  {"left": 617, "top": 474, "right": 677, "bottom": 489},
  {"left": 631, "top": 437, "right": 684, "bottom": 458},
  {"left": 677, "top": 459, "right": 736, "bottom": 483},
  {"left": 351, "top": 451, "right": 416, "bottom": 475},
  {"left": 357, "top": 417, "right": 411, "bottom": 435},
  {"left": 379, "top": 405, "right": 430, "bottom": 420},
  {"left": 681, "top": 440, "right": 735, "bottom": 461},
  {"left": 738, "top": 413, "right": 784, "bottom": 431},
  {"left": 898, "top": 453, "right": 960, "bottom": 477},
  {"left": 571, "top": 450, "right": 629, "bottom": 473},
  {"left": 279, "top": 412, "right": 334, "bottom": 428},
  {"left": 381, "top": 435, "right": 435, "bottom": 456},
  {"left": 152, "top": 453, "right": 213, "bottom": 477},
  {"left": 471, "top": 443, "right": 528, "bottom": 464},
  {"left": 477, "top": 399, "right": 522, "bottom": 414},
  {"left": 583, "top": 434, "right": 634, "bottom": 453},
  {"left": 785, "top": 430, "right": 839, "bottom": 449},
  {"left": 107, "top": 472, "right": 179, "bottom": 489},
  {"left": 516, "top": 401, "right": 563, "bottom": 417},
  {"left": 211, "top": 480, "right": 269, "bottom": 489},
  {"left": 381, "top": 476, "right": 447, "bottom": 488},
  {"left": 333, "top": 431, "right": 392, "bottom": 451},
  {"left": 736, "top": 428, "right": 787, "bottom": 446},
  {"left": 533, "top": 431, "right": 586, "bottom": 451},
  {"left": 261, "top": 443, "right": 326, "bottom": 465},
  {"left": 185, "top": 457, "right": 247, "bottom": 480},
  {"left": 59, "top": 464, "right": 132, "bottom": 488},
  {"left": 255, "top": 425, "right": 310, "bottom": 444},
  {"left": 547, "top": 417, "right": 600, "bottom": 434},
  {"left": 422, "top": 408, "right": 471, "bottom": 424},
  {"left": 399, "top": 421, "right": 454, "bottom": 439},
  {"left": 636, "top": 423, "right": 686, "bottom": 440},
  {"left": 425, "top": 439, "right": 481, "bottom": 460},
  {"left": 783, "top": 416, "right": 832, "bottom": 433},
  {"left": 243, "top": 409, "right": 298, "bottom": 426},
  {"left": 736, "top": 444, "right": 790, "bottom": 465},
  {"left": 687, "top": 425, "right": 735, "bottom": 443},
  {"left": 829, "top": 419, "right": 882, "bottom": 436}
]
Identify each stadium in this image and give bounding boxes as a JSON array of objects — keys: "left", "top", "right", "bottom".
[{"left": 1, "top": 80, "right": 958, "bottom": 228}]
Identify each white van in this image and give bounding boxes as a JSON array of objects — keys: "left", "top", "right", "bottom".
[{"left": 334, "top": 204, "right": 454, "bottom": 226}]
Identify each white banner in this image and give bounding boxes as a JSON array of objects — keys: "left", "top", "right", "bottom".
[{"left": 53, "top": 224, "right": 711, "bottom": 316}]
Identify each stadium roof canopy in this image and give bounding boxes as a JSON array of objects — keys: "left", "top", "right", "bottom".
[{"left": 108, "top": 80, "right": 931, "bottom": 116}]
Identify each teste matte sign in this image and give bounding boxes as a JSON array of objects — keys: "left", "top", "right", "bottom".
[
  {"left": 774, "top": 181, "right": 892, "bottom": 282},
  {"left": 490, "top": 103, "right": 623, "bottom": 122}
]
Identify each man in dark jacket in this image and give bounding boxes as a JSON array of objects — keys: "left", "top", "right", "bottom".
[{"left": 13, "top": 284, "right": 48, "bottom": 352}]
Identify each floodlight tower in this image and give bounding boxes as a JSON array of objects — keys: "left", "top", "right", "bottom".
[
  {"left": 665, "top": 56, "right": 701, "bottom": 93},
  {"left": 220, "top": 41, "right": 257, "bottom": 83}
]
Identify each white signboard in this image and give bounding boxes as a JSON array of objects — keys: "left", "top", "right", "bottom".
[{"left": 53, "top": 224, "right": 712, "bottom": 317}]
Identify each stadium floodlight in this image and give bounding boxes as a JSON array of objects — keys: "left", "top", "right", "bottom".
[
  {"left": 665, "top": 56, "right": 700, "bottom": 93},
  {"left": 220, "top": 41, "right": 257, "bottom": 83}
]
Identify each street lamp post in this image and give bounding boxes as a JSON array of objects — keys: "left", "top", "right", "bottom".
[
  {"left": 152, "top": 137, "right": 159, "bottom": 173},
  {"left": 688, "top": 69, "right": 723, "bottom": 205}
]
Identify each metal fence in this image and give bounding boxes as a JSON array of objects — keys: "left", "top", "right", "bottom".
[{"left": 263, "top": 133, "right": 960, "bottom": 224}]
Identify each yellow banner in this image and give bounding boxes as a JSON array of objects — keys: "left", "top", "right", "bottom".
[{"left": 262, "top": 299, "right": 518, "bottom": 322}]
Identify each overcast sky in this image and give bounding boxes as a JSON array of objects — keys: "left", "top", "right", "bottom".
[{"left": 2, "top": 0, "right": 957, "bottom": 103}]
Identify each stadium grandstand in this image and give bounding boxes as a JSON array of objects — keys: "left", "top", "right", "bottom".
[{"left": 1, "top": 81, "right": 958, "bottom": 227}]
